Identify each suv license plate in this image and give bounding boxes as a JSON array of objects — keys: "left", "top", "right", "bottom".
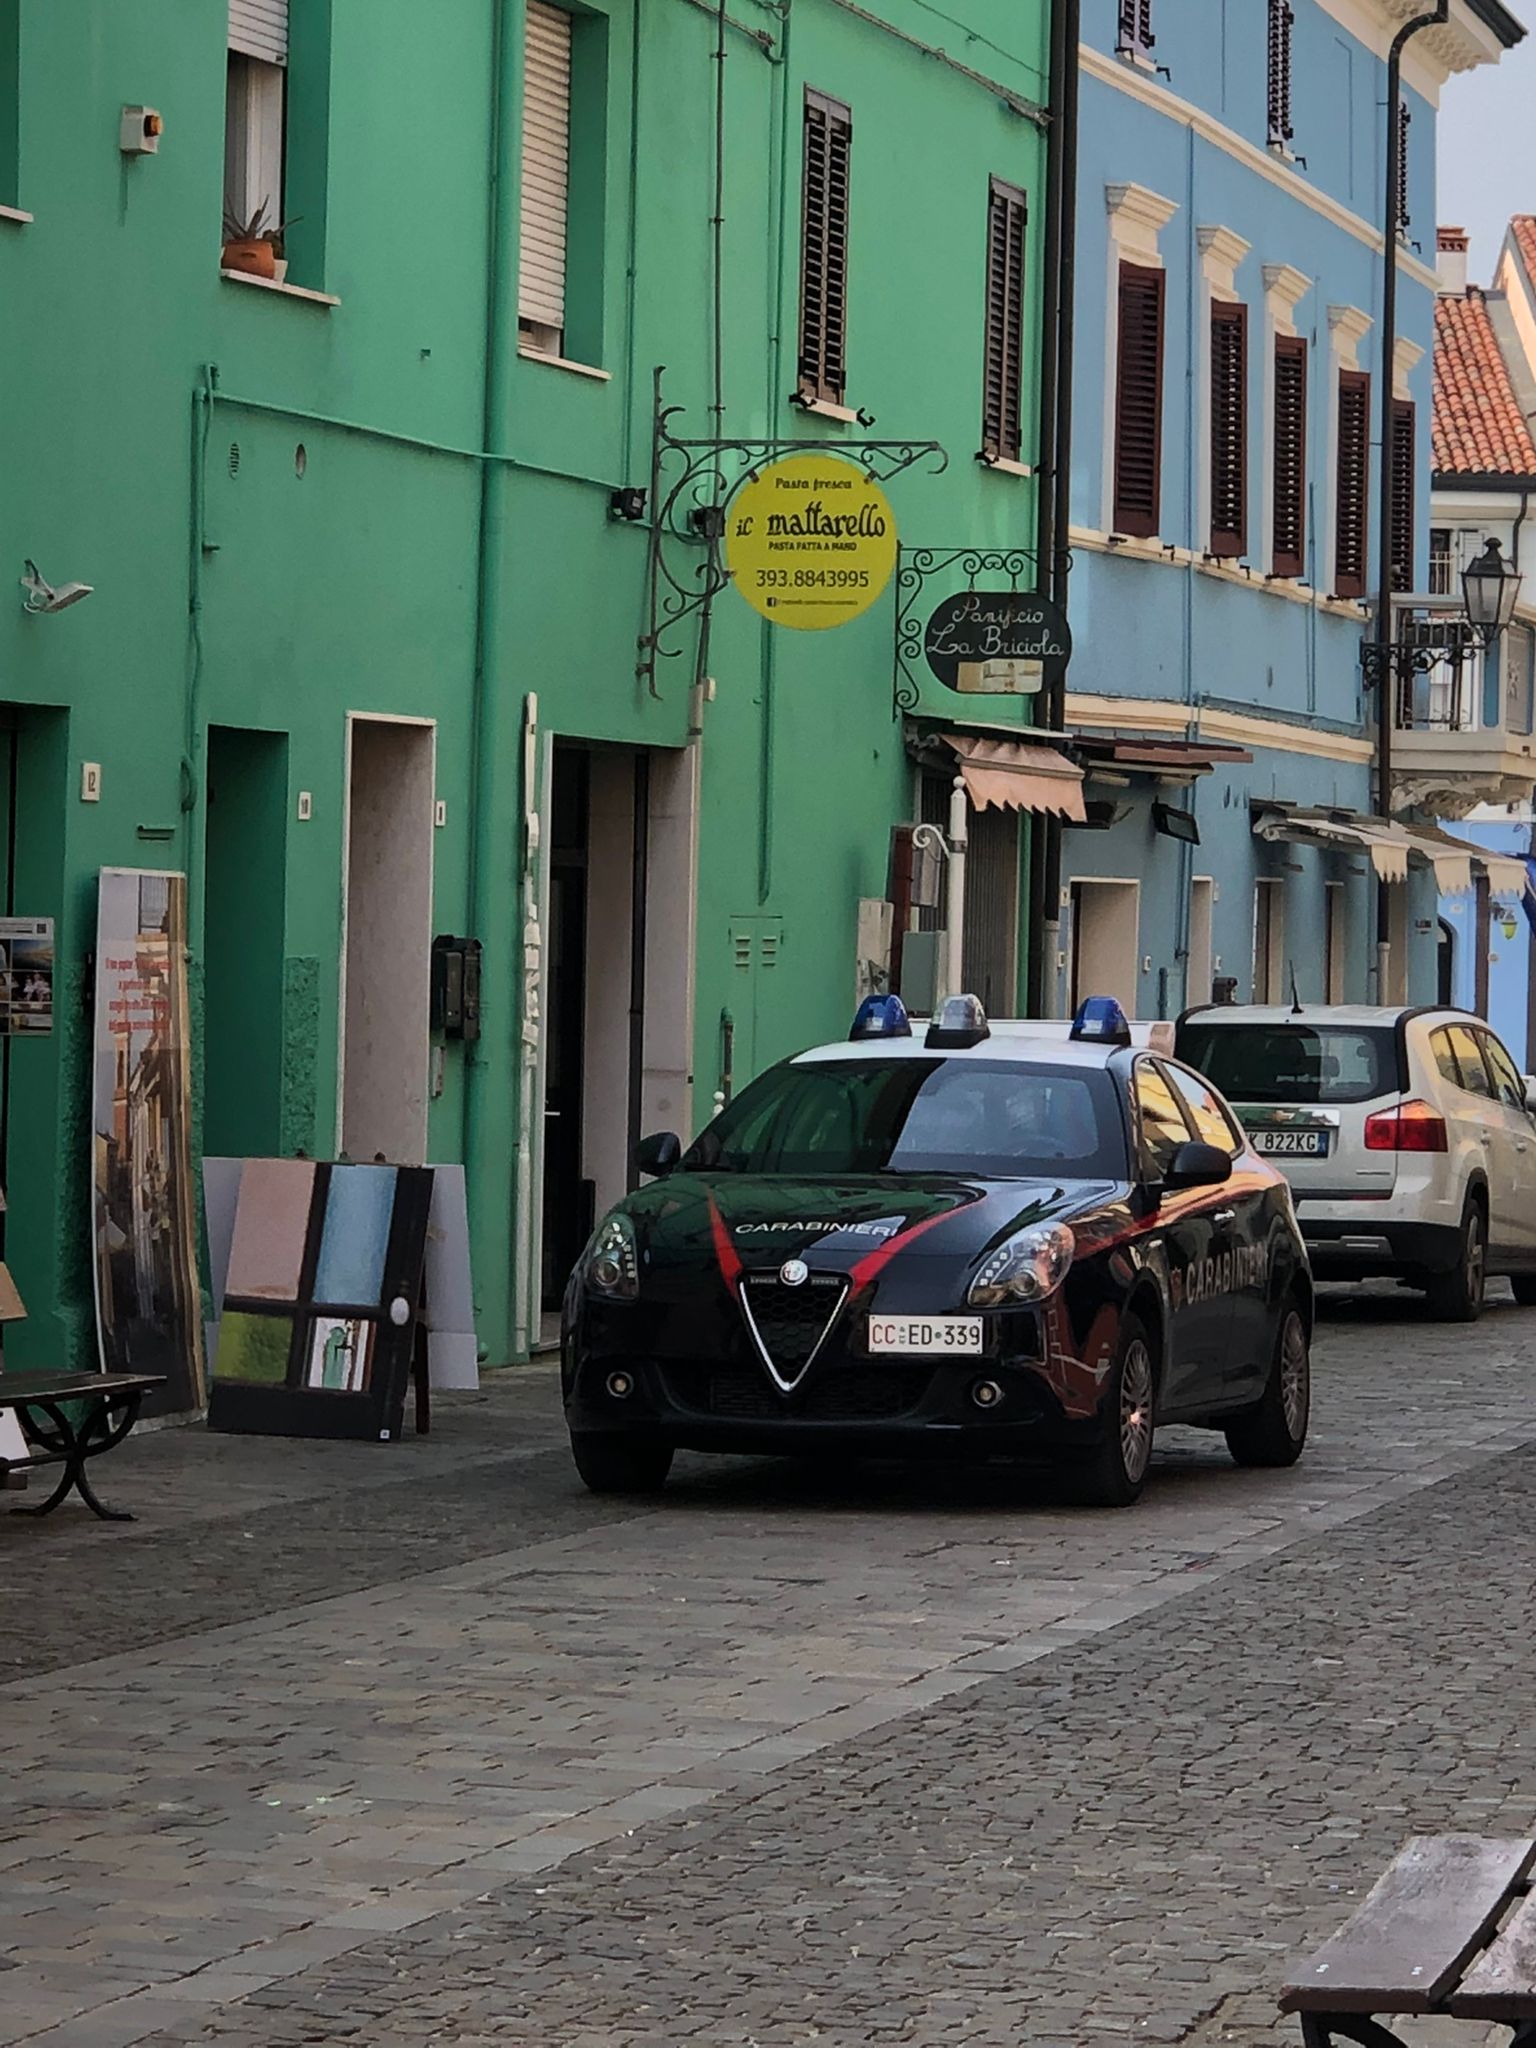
[
  {"left": 868, "top": 1316, "right": 983, "bottom": 1355},
  {"left": 1252, "top": 1129, "right": 1329, "bottom": 1157}
]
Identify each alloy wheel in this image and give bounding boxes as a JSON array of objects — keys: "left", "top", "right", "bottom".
[
  {"left": 1279, "top": 1311, "right": 1309, "bottom": 1440},
  {"left": 1120, "top": 1339, "right": 1155, "bottom": 1483}
]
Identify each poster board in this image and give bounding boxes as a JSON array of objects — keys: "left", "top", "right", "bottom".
[
  {"left": 0, "top": 917, "right": 53, "bottom": 1035},
  {"left": 91, "top": 871, "right": 204, "bottom": 1414},
  {"left": 206, "top": 1159, "right": 434, "bottom": 1441}
]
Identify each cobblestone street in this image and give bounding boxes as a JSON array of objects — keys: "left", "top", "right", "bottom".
[{"left": 2, "top": 1289, "right": 1534, "bottom": 2047}]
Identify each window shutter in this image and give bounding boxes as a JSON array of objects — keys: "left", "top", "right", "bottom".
[
  {"left": 1112, "top": 262, "right": 1166, "bottom": 539},
  {"left": 519, "top": 0, "right": 572, "bottom": 338},
  {"left": 1272, "top": 334, "right": 1308, "bottom": 579},
  {"left": 982, "top": 177, "right": 1027, "bottom": 463},
  {"left": 1395, "top": 102, "right": 1411, "bottom": 236},
  {"left": 1209, "top": 301, "right": 1248, "bottom": 559},
  {"left": 1117, "top": 0, "right": 1154, "bottom": 56},
  {"left": 1390, "top": 399, "right": 1416, "bottom": 593},
  {"left": 1267, "top": 0, "right": 1293, "bottom": 148},
  {"left": 229, "top": 0, "right": 287, "bottom": 66},
  {"left": 799, "top": 90, "right": 852, "bottom": 405},
  {"left": 1334, "top": 368, "right": 1371, "bottom": 600}
]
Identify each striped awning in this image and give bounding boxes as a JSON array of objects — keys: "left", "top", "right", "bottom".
[{"left": 936, "top": 734, "right": 1087, "bottom": 819}]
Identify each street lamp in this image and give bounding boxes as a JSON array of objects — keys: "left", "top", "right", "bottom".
[{"left": 1460, "top": 538, "right": 1523, "bottom": 644}]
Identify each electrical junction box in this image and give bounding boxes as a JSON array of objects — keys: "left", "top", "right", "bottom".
[{"left": 120, "top": 106, "right": 164, "bottom": 155}]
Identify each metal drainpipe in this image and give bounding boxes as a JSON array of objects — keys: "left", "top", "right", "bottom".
[
  {"left": 464, "top": 0, "right": 526, "bottom": 1357},
  {"left": 1373, "top": 1, "right": 1447, "bottom": 1005},
  {"left": 1028, "top": 0, "right": 1068, "bottom": 1017},
  {"left": 1041, "top": 0, "right": 1080, "bottom": 1018}
]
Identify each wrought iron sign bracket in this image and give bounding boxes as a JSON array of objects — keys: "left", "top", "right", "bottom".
[
  {"left": 894, "top": 543, "right": 1059, "bottom": 716},
  {"left": 636, "top": 368, "right": 946, "bottom": 696}
]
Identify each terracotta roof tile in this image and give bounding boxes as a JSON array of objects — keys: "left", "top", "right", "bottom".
[
  {"left": 1432, "top": 288, "right": 1536, "bottom": 478},
  {"left": 1510, "top": 215, "right": 1536, "bottom": 287}
]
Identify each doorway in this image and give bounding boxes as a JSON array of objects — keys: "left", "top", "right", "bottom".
[
  {"left": 339, "top": 716, "right": 435, "bottom": 1164},
  {"left": 1070, "top": 879, "right": 1140, "bottom": 1016},
  {"left": 1187, "top": 876, "right": 1214, "bottom": 1009},
  {"left": 540, "top": 740, "right": 697, "bottom": 1311},
  {"left": 204, "top": 727, "right": 288, "bottom": 1157}
]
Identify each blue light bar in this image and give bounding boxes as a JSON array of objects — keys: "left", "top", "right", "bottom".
[
  {"left": 850, "top": 994, "right": 912, "bottom": 1041},
  {"left": 1070, "top": 995, "right": 1131, "bottom": 1046}
]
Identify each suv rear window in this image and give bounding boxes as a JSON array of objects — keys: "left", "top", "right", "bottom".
[{"left": 1176, "top": 1023, "right": 1399, "bottom": 1105}]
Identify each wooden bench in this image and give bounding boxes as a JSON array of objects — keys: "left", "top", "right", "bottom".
[
  {"left": 1281, "top": 1835, "right": 1536, "bottom": 2048},
  {"left": 0, "top": 1371, "right": 165, "bottom": 1522}
]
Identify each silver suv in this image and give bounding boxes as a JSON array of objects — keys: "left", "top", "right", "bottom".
[{"left": 1175, "top": 1005, "right": 1536, "bottom": 1321}]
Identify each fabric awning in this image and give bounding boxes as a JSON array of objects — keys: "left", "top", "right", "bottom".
[
  {"left": 1070, "top": 733, "right": 1253, "bottom": 777},
  {"left": 938, "top": 734, "right": 1087, "bottom": 820},
  {"left": 1254, "top": 808, "right": 1527, "bottom": 893}
]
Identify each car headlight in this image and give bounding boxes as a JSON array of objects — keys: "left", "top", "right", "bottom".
[
  {"left": 967, "top": 1222, "right": 1074, "bottom": 1308},
  {"left": 584, "top": 1212, "right": 639, "bottom": 1300}
]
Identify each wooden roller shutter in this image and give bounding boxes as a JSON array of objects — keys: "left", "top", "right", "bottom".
[
  {"left": 1390, "top": 399, "right": 1416, "bottom": 593},
  {"left": 1112, "top": 262, "right": 1166, "bottom": 539},
  {"left": 1267, "top": 0, "right": 1294, "bottom": 148},
  {"left": 520, "top": 0, "right": 573, "bottom": 338},
  {"left": 230, "top": 0, "right": 287, "bottom": 65},
  {"left": 981, "top": 177, "right": 1027, "bottom": 463},
  {"left": 1271, "top": 334, "right": 1308, "bottom": 579},
  {"left": 799, "top": 90, "right": 852, "bottom": 405},
  {"left": 1209, "top": 300, "right": 1248, "bottom": 558},
  {"left": 1333, "top": 368, "right": 1371, "bottom": 600}
]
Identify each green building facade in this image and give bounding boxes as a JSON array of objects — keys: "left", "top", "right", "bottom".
[{"left": 0, "top": 0, "right": 1053, "bottom": 1378}]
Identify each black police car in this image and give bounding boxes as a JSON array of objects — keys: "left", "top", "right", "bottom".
[{"left": 562, "top": 995, "right": 1313, "bottom": 1507}]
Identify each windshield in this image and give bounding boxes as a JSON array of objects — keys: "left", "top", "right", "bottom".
[
  {"left": 683, "top": 1058, "right": 1128, "bottom": 1179},
  {"left": 1178, "top": 1024, "right": 1398, "bottom": 1105}
]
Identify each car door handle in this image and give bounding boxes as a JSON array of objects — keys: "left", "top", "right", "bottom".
[{"left": 1212, "top": 1208, "right": 1236, "bottom": 1225}]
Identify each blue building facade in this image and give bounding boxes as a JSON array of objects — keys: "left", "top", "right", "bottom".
[{"left": 1054, "top": 0, "right": 1521, "bottom": 1019}]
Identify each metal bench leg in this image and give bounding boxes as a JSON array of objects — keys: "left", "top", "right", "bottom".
[
  {"left": 1300, "top": 2017, "right": 1412, "bottom": 2048},
  {"left": 13, "top": 1397, "right": 139, "bottom": 1522}
]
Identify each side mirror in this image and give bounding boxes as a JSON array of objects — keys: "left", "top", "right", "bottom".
[
  {"left": 1163, "top": 1140, "right": 1233, "bottom": 1192},
  {"left": 635, "top": 1130, "right": 681, "bottom": 1179}
]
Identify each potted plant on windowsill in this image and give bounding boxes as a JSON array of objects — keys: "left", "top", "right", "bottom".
[{"left": 221, "top": 204, "right": 300, "bottom": 283}]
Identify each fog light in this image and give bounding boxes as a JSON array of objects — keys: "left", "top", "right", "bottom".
[
  {"left": 971, "top": 1379, "right": 1004, "bottom": 1410},
  {"left": 606, "top": 1370, "right": 635, "bottom": 1399}
]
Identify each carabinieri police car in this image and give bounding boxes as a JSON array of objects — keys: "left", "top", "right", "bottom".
[{"left": 562, "top": 994, "right": 1313, "bottom": 1508}]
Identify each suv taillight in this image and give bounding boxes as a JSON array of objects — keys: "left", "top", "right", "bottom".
[{"left": 1363, "top": 1100, "right": 1448, "bottom": 1152}]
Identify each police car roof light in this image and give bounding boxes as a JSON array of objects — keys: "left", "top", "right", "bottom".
[
  {"left": 850, "top": 993, "right": 913, "bottom": 1041},
  {"left": 1071, "top": 995, "right": 1131, "bottom": 1046},
  {"left": 924, "top": 993, "right": 991, "bottom": 1049}
]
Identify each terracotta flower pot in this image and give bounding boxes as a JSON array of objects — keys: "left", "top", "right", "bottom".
[{"left": 222, "top": 238, "right": 276, "bottom": 280}]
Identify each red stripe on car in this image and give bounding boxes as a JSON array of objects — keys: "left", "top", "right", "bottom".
[{"left": 707, "top": 1191, "right": 743, "bottom": 1298}]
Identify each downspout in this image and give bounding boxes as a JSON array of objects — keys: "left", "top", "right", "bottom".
[
  {"left": 1027, "top": 0, "right": 1067, "bottom": 1016},
  {"left": 464, "top": 0, "right": 526, "bottom": 1359},
  {"left": 1373, "top": 1, "right": 1447, "bottom": 1004},
  {"left": 759, "top": 0, "right": 792, "bottom": 907},
  {"left": 183, "top": 366, "right": 215, "bottom": 949},
  {"left": 1174, "top": 118, "right": 1197, "bottom": 1011},
  {"left": 1039, "top": 0, "right": 1080, "bottom": 1016}
]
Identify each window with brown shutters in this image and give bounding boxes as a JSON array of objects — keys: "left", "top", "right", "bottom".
[
  {"left": 1333, "top": 368, "right": 1371, "bottom": 600},
  {"left": 1112, "top": 262, "right": 1166, "bottom": 539},
  {"left": 1395, "top": 102, "right": 1411, "bottom": 237},
  {"left": 1390, "top": 399, "right": 1416, "bottom": 592},
  {"left": 981, "top": 177, "right": 1027, "bottom": 464},
  {"left": 1272, "top": 334, "right": 1307, "bottom": 579},
  {"left": 1117, "top": 0, "right": 1154, "bottom": 59},
  {"left": 799, "top": 90, "right": 852, "bottom": 406},
  {"left": 1209, "top": 301, "right": 1248, "bottom": 558},
  {"left": 1267, "top": 0, "right": 1294, "bottom": 150}
]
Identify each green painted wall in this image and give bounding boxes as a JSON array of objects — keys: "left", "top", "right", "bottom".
[{"left": 0, "top": 0, "right": 1051, "bottom": 1373}]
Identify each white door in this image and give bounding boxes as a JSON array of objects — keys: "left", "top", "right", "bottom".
[
  {"left": 1071, "top": 880, "right": 1140, "bottom": 1017},
  {"left": 1187, "top": 877, "right": 1214, "bottom": 1009}
]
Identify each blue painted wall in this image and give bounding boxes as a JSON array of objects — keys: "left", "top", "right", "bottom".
[{"left": 1059, "top": 0, "right": 1443, "bottom": 1015}]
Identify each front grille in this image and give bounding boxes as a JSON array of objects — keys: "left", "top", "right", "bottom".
[
  {"left": 740, "top": 1275, "right": 846, "bottom": 1385},
  {"left": 663, "top": 1363, "right": 933, "bottom": 1423}
]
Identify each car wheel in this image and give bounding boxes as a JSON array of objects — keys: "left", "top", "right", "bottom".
[
  {"left": 1426, "top": 1201, "right": 1486, "bottom": 1323},
  {"left": 1073, "top": 1312, "right": 1156, "bottom": 1509},
  {"left": 569, "top": 1433, "right": 674, "bottom": 1496},
  {"left": 1225, "top": 1300, "right": 1310, "bottom": 1469}
]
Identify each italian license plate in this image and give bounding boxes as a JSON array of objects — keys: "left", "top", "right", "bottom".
[
  {"left": 1252, "top": 1129, "right": 1329, "bottom": 1157},
  {"left": 867, "top": 1316, "right": 984, "bottom": 1355}
]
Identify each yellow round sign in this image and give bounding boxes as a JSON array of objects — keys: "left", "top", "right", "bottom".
[{"left": 726, "top": 456, "right": 898, "bottom": 630}]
